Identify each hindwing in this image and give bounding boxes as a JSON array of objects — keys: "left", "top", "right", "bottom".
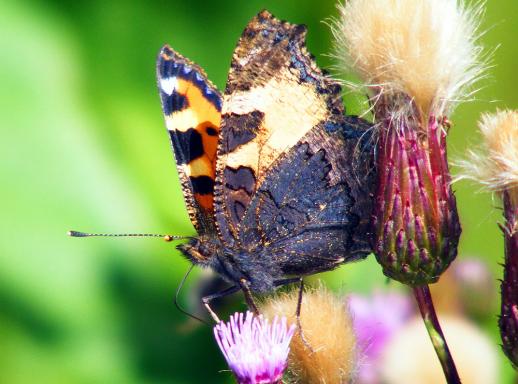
[{"left": 240, "top": 118, "right": 375, "bottom": 280}]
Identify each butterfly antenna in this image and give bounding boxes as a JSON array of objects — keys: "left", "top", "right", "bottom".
[
  {"left": 67, "top": 230, "right": 189, "bottom": 242},
  {"left": 175, "top": 265, "right": 210, "bottom": 325}
]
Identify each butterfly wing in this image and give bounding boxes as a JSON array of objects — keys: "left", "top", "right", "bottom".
[
  {"left": 238, "top": 117, "right": 375, "bottom": 284},
  {"left": 157, "top": 46, "right": 222, "bottom": 233},
  {"left": 214, "top": 10, "right": 367, "bottom": 247}
]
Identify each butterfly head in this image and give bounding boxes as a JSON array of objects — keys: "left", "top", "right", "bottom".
[{"left": 177, "top": 235, "right": 220, "bottom": 266}]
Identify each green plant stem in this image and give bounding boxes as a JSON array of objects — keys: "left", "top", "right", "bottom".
[{"left": 413, "top": 285, "right": 461, "bottom": 384}]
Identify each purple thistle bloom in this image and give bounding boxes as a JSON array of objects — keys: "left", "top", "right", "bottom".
[{"left": 214, "top": 311, "right": 296, "bottom": 384}]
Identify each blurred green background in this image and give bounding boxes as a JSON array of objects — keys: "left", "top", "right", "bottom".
[{"left": 1, "top": 0, "right": 517, "bottom": 383}]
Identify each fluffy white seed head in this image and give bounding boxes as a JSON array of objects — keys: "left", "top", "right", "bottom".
[
  {"left": 332, "top": 0, "right": 486, "bottom": 119},
  {"left": 457, "top": 110, "right": 518, "bottom": 192}
]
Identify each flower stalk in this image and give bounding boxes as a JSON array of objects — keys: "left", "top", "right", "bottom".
[
  {"left": 500, "top": 188, "right": 518, "bottom": 368},
  {"left": 413, "top": 285, "right": 461, "bottom": 383}
]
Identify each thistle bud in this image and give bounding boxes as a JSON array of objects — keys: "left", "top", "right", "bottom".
[
  {"left": 332, "top": 0, "right": 485, "bottom": 285},
  {"left": 459, "top": 110, "right": 518, "bottom": 367},
  {"left": 371, "top": 112, "right": 461, "bottom": 284}
]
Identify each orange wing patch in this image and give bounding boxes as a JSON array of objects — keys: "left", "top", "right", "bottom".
[
  {"left": 164, "top": 76, "right": 220, "bottom": 186},
  {"left": 157, "top": 45, "right": 222, "bottom": 232}
]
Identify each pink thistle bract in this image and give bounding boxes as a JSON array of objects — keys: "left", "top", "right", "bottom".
[{"left": 214, "top": 311, "right": 296, "bottom": 384}]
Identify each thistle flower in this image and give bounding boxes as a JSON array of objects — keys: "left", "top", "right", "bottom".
[
  {"left": 333, "top": 0, "right": 485, "bottom": 121},
  {"left": 332, "top": 1, "right": 487, "bottom": 380},
  {"left": 457, "top": 111, "right": 518, "bottom": 192},
  {"left": 214, "top": 311, "right": 295, "bottom": 384},
  {"left": 332, "top": 0, "right": 485, "bottom": 285},
  {"left": 457, "top": 110, "right": 518, "bottom": 367},
  {"left": 260, "top": 286, "right": 356, "bottom": 384}
]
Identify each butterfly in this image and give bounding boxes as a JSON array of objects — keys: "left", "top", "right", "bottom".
[{"left": 156, "top": 10, "right": 375, "bottom": 319}]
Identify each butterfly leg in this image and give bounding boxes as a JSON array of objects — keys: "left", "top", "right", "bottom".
[
  {"left": 202, "top": 285, "right": 241, "bottom": 323},
  {"left": 273, "top": 277, "right": 314, "bottom": 353},
  {"left": 239, "top": 278, "right": 260, "bottom": 315},
  {"left": 294, "top": 277, "right": 314, "bottom": 353}
]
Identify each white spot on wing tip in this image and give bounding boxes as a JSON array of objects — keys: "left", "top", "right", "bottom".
[{"left": 160, "top": 77, "right": 178, "bottom": 96}]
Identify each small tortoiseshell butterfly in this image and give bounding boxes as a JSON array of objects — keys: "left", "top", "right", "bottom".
[{"left": 156, "top": 10, "right": 375, "bottom": 314}]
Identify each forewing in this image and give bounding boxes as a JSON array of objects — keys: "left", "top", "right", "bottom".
[
  {"left": 157, "top": 45, "right": 222, "bottom": 233},
  {"left": 214, "top": 10, "right": 345, "bottom": 245}
]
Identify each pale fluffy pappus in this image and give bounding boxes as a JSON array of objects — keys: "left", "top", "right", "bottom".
[
  {"left": 331, "top": 0, "right": 487, "bottom": 119},
  {"left": 457, "top": 110, "right": 518, "bottom": 192},
  {"left": 259, "top": 286, "right": 357, "bottom": 384}
]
